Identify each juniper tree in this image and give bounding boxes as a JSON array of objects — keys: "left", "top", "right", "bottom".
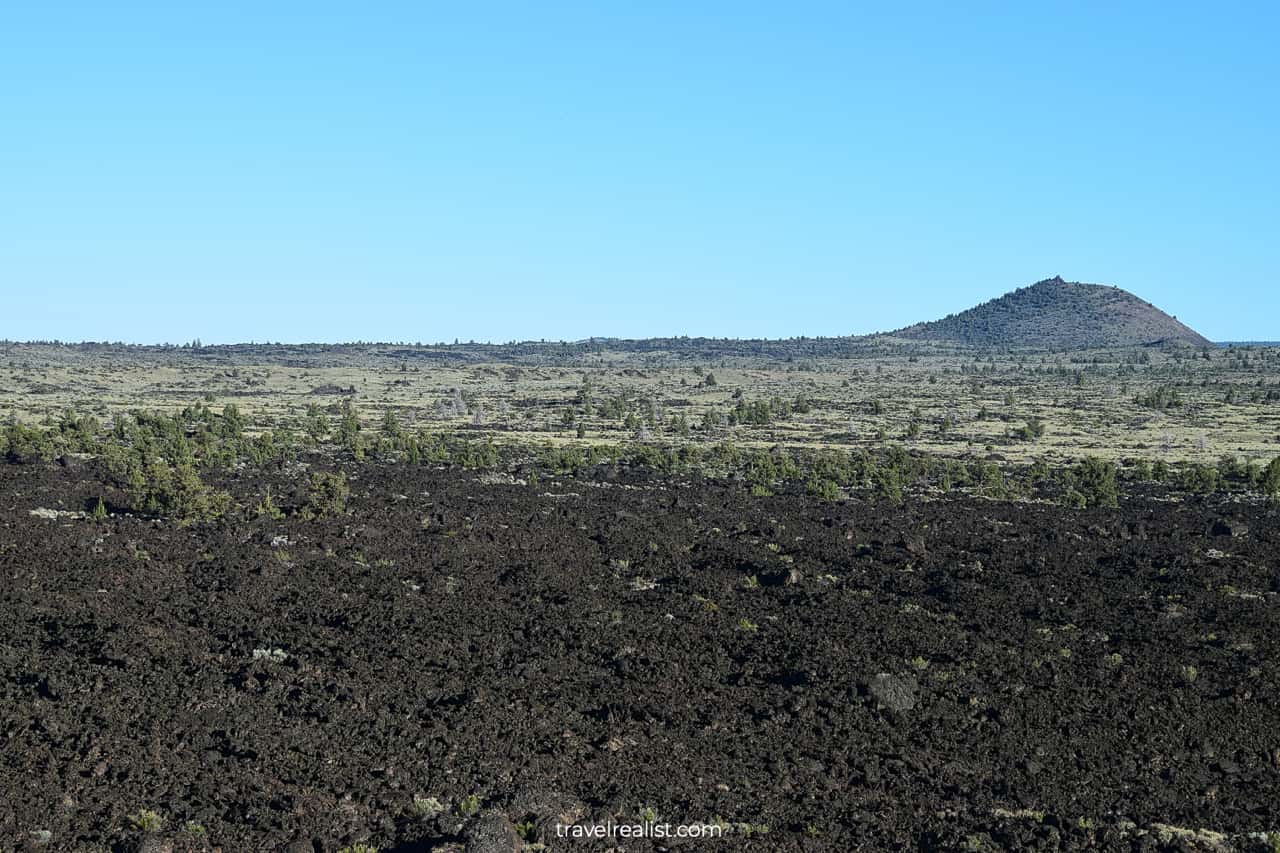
[{"left": 1260, "top": 457, "right": 1280, "bottom": 496}]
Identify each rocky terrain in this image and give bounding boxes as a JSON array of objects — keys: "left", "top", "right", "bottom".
[{"left": 2, "top": 459, "right": 1277, "bottom": 851}]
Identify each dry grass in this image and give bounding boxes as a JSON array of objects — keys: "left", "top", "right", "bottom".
[{"left": 2, "top": 341, "right": 1277, "bottom": 465}]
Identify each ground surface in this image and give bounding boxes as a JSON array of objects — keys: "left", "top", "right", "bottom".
[
  {"left": 5, "top": 341, "right": 1279, "bottom": 467},
  {"left": 2, "top": 460, "right": 1279, "bottom": 851}
]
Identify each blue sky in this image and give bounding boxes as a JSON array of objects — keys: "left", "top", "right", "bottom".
[{"left": 2, "top": 2, "right": 1276, "bottom": 343}]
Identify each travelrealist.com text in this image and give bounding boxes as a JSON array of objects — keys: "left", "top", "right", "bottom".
[{"left": 556, "top": 820, "right": 726, "bottom": 840}]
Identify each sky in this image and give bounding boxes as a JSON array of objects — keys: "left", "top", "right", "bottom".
[{"left": 2, "top": 2, "right": 1277, "bottom": 344}]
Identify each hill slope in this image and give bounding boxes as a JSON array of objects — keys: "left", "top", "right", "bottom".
[{"left": 893, "top": 277, "right": 1212, "bottom": 349}]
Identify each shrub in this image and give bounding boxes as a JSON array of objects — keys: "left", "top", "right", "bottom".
[
  {"left": 408, "top": 795, "right": 445, "bottom": 819},
  {"left": 1060, "top": 488, "right": 1088, "bottom": 509},
  {"left": 56, "top": 410, "right": 100, "bottom": 452},
  {"left": 254, "top": 490, "right": 285, "bottom": 520},
  {"left": 2, "top": 422, "right": 56, "bottom": 463},
  {"left": 218, "top": 404, "right": 244, "bottom": 439},
  {"left": 167, "top": 463, "right": 233, "bottom": 523},
  {"left": 452, "top": 438, "right": 499, "bottom": 469},
  {"left": 1066, "top": 457, "right": 1119, "bottom": 508},
  {"left": 1135, "top": 386, "right": 1183, "bottom": 410},
  {"left": 728, "top": 399, "right": 772, "bottom": 426},
  {"left": 1217, "top": 454, "right": 1249, "bottom": 481},
  {"left": 457, "top": 794, "right": 481, "bottom": 817},
  {"left": 1260, "top": 457, "right": 1280, "bottom": 496},
  {"left": 1180, "top": 463, "right": 1220, "bottom": 494},
  {"left": 337, "top": 400, "right": 363, "bottom": 457},
  {"left": 382, "top": 409, "right": 403, "bottom": 438},
  {"left": 304, "top": 403, "right": 330, "bottom": 442},
  {"left": 1027, "top": 458, "right": 1051, "bottom": 484},
  {"left": 124, "top": 458, "right": 233, "bottom": 523},
  {"left": 976, "top": 462, "right": 1007, "bottom": 498},
  {"left": 806, "top": 476, "right": 840, "bottom": 501},
  {"left": 875, "top": 466, "right": 904, "bottom": 503},
  {"left": 252, "top": 429, "right": 298, "bottom": 467},
  {"left": 305, "top": 471, "right": 350, "bottom": 518},
  {"left": 1016, "top": 417, "right": 1046, "bottom": 441},
  {"left": 1128, "top": 459, "right": 1153, "bottom": 481}
]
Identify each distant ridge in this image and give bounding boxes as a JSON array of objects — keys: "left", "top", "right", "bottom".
[{"left": 892, "top": 277, "right": 1212, "bottom": 349}]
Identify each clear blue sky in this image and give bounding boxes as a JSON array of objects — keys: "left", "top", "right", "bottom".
[{"left": 3, "top": 2, "right": 1276, "bottom": 344}]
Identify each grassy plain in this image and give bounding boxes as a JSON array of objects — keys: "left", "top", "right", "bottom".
[
  {"left": 3, "top": 340, "right": 1280, "bottom": 850},
  {"left": 3, "top": 340, "right": 1278, "bottom": 468}
]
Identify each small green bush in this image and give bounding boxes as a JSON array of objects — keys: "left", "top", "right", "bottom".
[
  {"left": 2, "top": 422, "right": 57, "bottom": 463},
  {"left": 254, "top": 490, "right": 285, "bottom": 520},
  {"left": 1064, "top": 457, "right": 1119, "bottom": 508},
  {"left": 123, "top": 458, "right": 233, "bottom": 523},
  {"left": 1262, "top": 457, "right": 1280, "bottom": 496},
  {"left": 1128, "top": 459, "right": 1153, "bottom": 481},
  {"left": 875, "top": 466, "right": 904, "bottom": 503},
  {"left": 1016, "top": 417, "right": 1046, "bottom": 441},
  {"left": 1179, "top": 463, "right": 1220, "bottom": 494},
  {"left": 305, "top": 471, "right": 350, "bottom": 518},
  {"left": 1135, "top": 386, "right": 1183, "bottom": 410}
]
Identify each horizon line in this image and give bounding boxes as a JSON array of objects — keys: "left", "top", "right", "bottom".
[{"left": 2, "top": 335, "right": 1256, "bottom": 349}]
